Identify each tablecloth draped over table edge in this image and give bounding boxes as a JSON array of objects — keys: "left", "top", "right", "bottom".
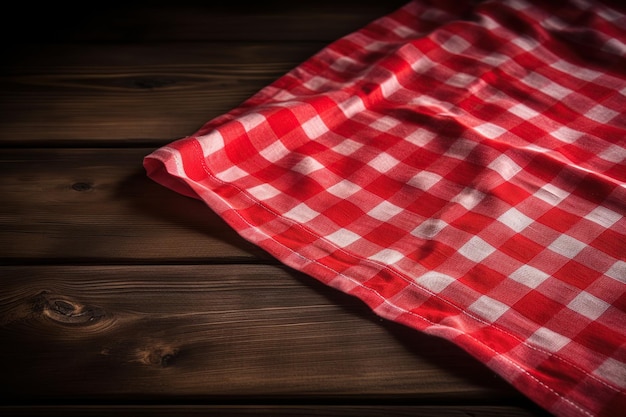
[{"left": 143, "top": 1, "right": 626, "bottom": 416}]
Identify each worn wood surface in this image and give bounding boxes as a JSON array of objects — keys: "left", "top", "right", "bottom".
[{"left": 0, "top": 1, "right": 554, "bottom": 416}]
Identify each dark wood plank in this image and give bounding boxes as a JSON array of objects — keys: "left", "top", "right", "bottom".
[
  {"left": 0, "top": 148, "right": 270, "bottom": 263},
  {"left": 0, "top": 264, "right": 539, "bottom": 409},
  {"left": 0, "top": 405, "right": 552, "bottom": 417},
  {"left": 1, "top": 0, "right": 409, "bottom": 43},
  {"left": 0, "top": 43, "right": 325, "bottom": 145},
  {"left": 0, "top": 2, "right": 557, "bottom": 416},
  {"left": 0, "top": 0, "right": 411, "bottom": 144}
]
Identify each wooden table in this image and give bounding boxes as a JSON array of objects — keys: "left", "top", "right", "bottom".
[{"left": 1, "top": 2, "right": 554, "bottom": 416}]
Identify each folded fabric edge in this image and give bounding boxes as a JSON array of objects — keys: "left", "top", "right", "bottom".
[
  {"left": 141, "top": 1, "right": 626, "bottom": 416},
  {"left": 143, "top": 142, "right": 618, "bottom": 417}
]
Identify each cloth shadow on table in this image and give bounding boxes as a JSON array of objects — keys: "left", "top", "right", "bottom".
[
  {"left": 113, "top": 168, "right": 551, "bottom": 414},
  {"left": 115, "top": 168, "right": 275, "bottom": 263}
]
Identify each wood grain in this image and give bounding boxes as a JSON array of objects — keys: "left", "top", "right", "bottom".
[
  {"left": 0, "top": 1, "right": 557, "bottom": 415},
  {"left": 0, "top": 148, "right": 270, "bottom": 262},
  {"left": 0, "top": 405, "right": 552, "bottom": 417},
  {"left": 1, "top": 0, "right": 409, "bottom": 43},
  {"left": 0, "top": 0, "right": 408, "bottom": 145},
  {"left": 0, "top": 43, "right": 324, "bottom": 145},
  {"left": 0, "top": 264, "right": 530, "bottom": 404}
]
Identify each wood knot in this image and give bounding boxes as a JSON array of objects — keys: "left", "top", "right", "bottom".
[
  {"left": 36, "top": 292, "right": 106, "bottom": 326},
  {"left": 71, "top": 182, "right": 93, "bottom": 192},
  {"left": 136, "top": 343, "right": 179, "bottom": 368}
]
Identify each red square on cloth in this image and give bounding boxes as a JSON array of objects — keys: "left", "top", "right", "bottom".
[{"left": 144, "top": 1, "right": 626, "bottom": 416}]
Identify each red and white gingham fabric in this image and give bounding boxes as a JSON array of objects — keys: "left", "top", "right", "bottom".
[{"left": 144, "top": 1, "right": 626, "bottom": 416}]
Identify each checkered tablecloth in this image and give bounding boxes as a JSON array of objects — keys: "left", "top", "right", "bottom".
[{"left": 144, "top": 1, "right": 626, "bottom": 416}]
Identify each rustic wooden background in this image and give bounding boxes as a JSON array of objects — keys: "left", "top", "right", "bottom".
[{"left": 0, "top": 1, "right": 554, "bottom": 416}]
